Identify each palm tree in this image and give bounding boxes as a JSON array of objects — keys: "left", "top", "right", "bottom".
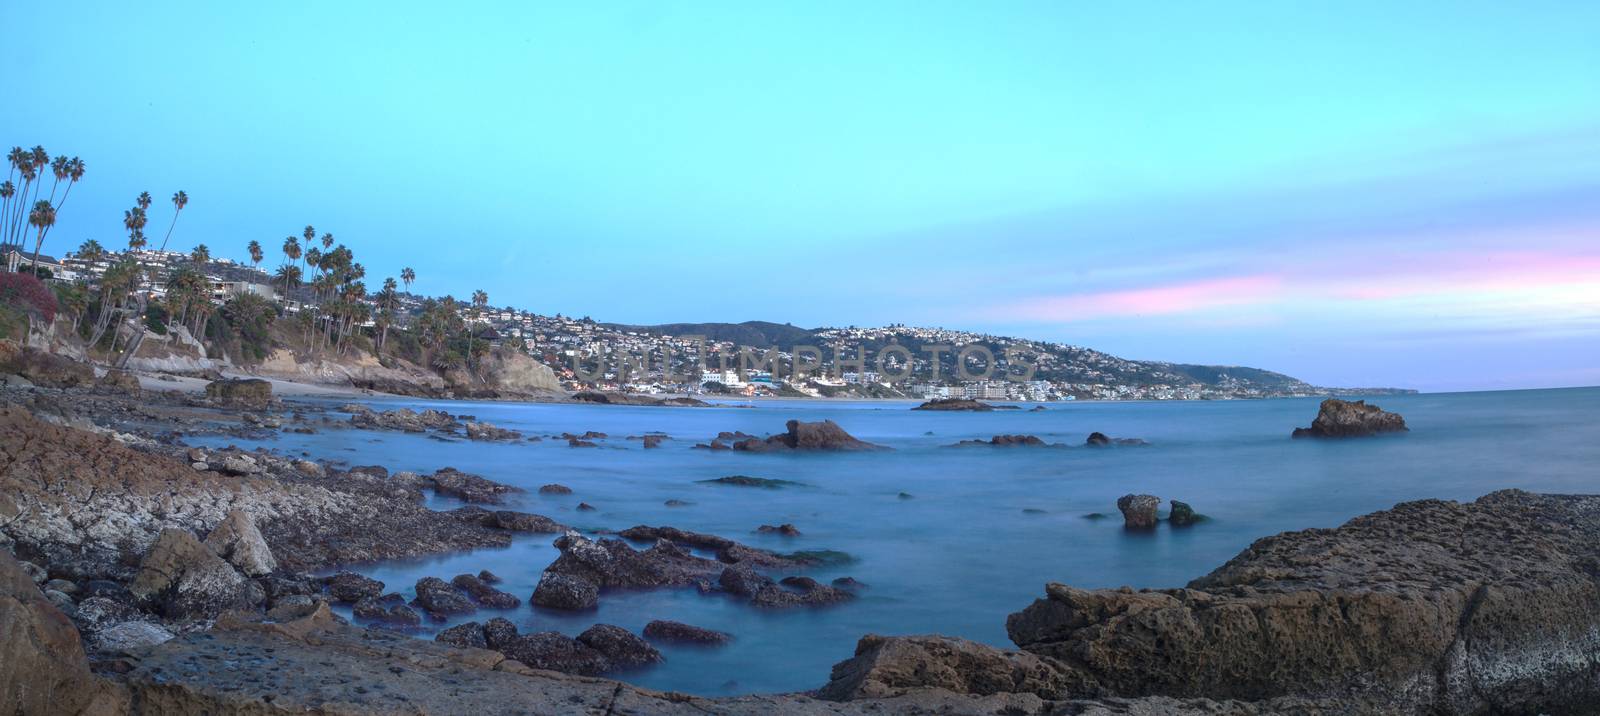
[
  {"left": 6, "top": 149, "right": 36, "bottom": 245},
  {"left": 0, "top": 181, "right": 12, "bottom": 246},
  {"left": 47, "top": 156, "right": 68, "bottom": 205},
  {"left": 320, "top": 232, "right": 333, "bottom": 250},
  {"left": 280, "top": 236, "right": 301, "bottom": 297},
  {"left": 123, "top": 206, "right": 148, "bottom": 250},
  {"left": 247, "top": 240, "right": 263, "bottom": 269},
  {"left": 76, "top": 239, "right": 104, "bottom": 264},
  {"left": 275, "top": 264, "right": 302, "bottom": 298},
  {"left": 401, "top": 267, "right": 415, "bottom": 292},
  {"left": 27, "top": 200, "right": 56, "bottom": 277},
  {"left": 158, "top": 190, "right": 188, "bottom": 252},
  {"left": 53, "top": 157, "right": 84, "bottom": 213},
  {"left": 378, "top": 276, "right": 398, "bottom": 350},
  {"left": 137, "top": 191, "right": 152, "bottom": 211},
  {"left": 190, "top": 244, "right": 210, "bottom": 265}
]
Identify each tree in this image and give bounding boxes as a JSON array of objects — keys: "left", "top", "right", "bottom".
[
  {"left": 26, "top": 200, "right": 56, "bottom": 276},
  {"left": 247, "top": 240, "right": 263, "bottom": 269},
  {"left": 401, "top": 267, "right": 415, "bottom": 292},
  {"left": 76, "top": 239, "right": 104, "bottom": 264},
  {"left": 378, "top": 276, "right": 398, "bottom": 351},
  {"left": 0, "top": 181, "right": 12, "bottom": 244},
  {"left": 52, "top": 157, "right": 84, "bottom": 213},
  {"left": 158, "top": 190, "right": 188, "bottom": 252},
  {"left": 320, "top": 232, "right": 333, "bottom": 250},
  {"left": 190, "top": 243, "right": 210, "bottom": 265},
  {"left": 123, "top": 205, "right": 148, "bottom": 250},
  {"left": 274, "top": 264, "right": 302, "bottom": 298},
  {"left": 280, "top": 236, "right": 301, "bottom": 297}
]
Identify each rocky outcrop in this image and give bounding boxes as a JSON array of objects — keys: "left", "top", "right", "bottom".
[
  {"left": 531, "top": 571, "right": 600, "bottom": 610},
  {"left": 346, "top": 404, "right": 461, "bottom": 432},
  {"left": 1086, "top": 432, "right": 1147, "bottom": 446},
  {"left": 0, "top": 549, "right": 128, "bottom": 715},
  {"left": 912, "top": 398, "right": 998, "bottom": 411},
  {"left": 576, "top": 623, "right": 663, "bottom": 670},
  {"left": 0, "top": 405, "right": 523, "bottom": 580},
  {"left": 427, "top": 468, "right": 522, "bottom": 504},
  {"left": 476, "top": 348, "right": 562, "bottom": 394},
  {"left": 730, "top": 419, "right": 889, "bottom": 452},
  {"left": 451, "top": 573, "right": 520, "bottom": 608},
  {"left": 1005, "top": 490, "right": 1600, "bottom": 712},
  {"left": 571, "top": 391, "right": 710, "bottom": 407},
  {"left": 1115, "top": 494, "right": 1160, "bottom": 529},
  {"left": 464, "top": 421, "right": 522, "bottom": 441},
  {"left": 0, "top": 341, "right": 96, "bottom": 388},
  {"left": 1292, "top": 398, "right": 1408, "bottom": 438},
  {"left": 93, "top": 369, "right": 141, "bottom": 395},
  {"left": 1169, "top": 500, "right": 1199, "bottom": 526},
  {"left": 204, "top": 377, "right": 273, "bottom": 407},
  {"left": 412, "top": 576, "right": 477, "bottom": 617}
]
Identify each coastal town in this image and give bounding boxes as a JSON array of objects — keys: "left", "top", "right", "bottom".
[{"left": 2, "top": 236, "right": 1399, "bottom": 401}]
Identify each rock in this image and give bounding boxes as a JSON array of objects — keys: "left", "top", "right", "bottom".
[
  {"left": 0, "top": 549, "right": 125, "bottom": 715},
  {"left": 16, "top": 560, "right": 45, "bottom": 584},
  {"left": 429, "top": 468, "right": 521, "bottom": 504},
  {"left": 95, "top": 620, "right": 176, "bottom": 653},
  {"left": 570, "top": 391, "right": 707, "bottom": 407},
  {"left": 577, "top": 502, "right": 596, "bottom": 511},
  {"left": 898, "top": 492, "right": 914, "bottom": 500},
  {"left": 129, "top": 528, "right": 258, "bottom": 618},
  {"left": 912, "top": 398, "right": 997, "bottom": 411},
  {"left": 477, "top": 569, "right": 501, "bottom": 583},
  {"left": 324, "top": 572, "right": 385, "bottom": 603},
  {"left": 531, "top": 572, "right": 599, "bottom": 610},
  {"left": 455, "top": 508, "right": 565, "bottom": 533},
  {"left": 72, "top": 595, "right": 139, "bottom": 637},
  {"left": 464, "top": 421, "right": 522, "bottom": 441},
  {"left": 1004, "top": 490, "right": 1600, "bottom": 712},
  {"left": 1087, "top": 432, "right": 1147, "bottom": 446},
  {"left": 501, "top": 631, "right": 612, "bottom": 676},
  {"left": 45, "top": 578, "right": 77, "bottom": 595},
  {"left": 643, "top": 619, "right": 732, "bottom": 645},
  {"left": 45, "top": 588, "right": 76, "bottom": 615},
  {"left": 203, "top": 510, "right": 278, "bottom": 576},
  {"left": 577, "top": 624, "right": 662, "bottom": 670},
  {"left": 757, "top": 523, "right": 802, "bottom": 536},
  {"left": 952, "top": 435, "right": 1048, "bottom": 447},
  {"left": 832, "top": 577, "right": 866, "bottom": 589},
  {"left": 451, "top": 573, "right": 521, "bottom": 608},
  {"left": 539, "top": 483, "right": 573, "bottom": 495},
  {"left": 265, "top": 594, "right": 317, "bottom": 621},
  {"left": 483, "top": 616, "right": 519, "bottom": 650},
  {"left": 94, "top": 369, "right": 141, "bottom": 395},
  {"left": 476, "top": 347, "right": 562, "bottom": 394},
  {"left": 731, "top": 419, "right": 890, "bottom": 452},
  {"left": 435, "top": 621, "right": 489, "bottom": 649},
  {"left": 544, "top": 533, "right": 724, "bottom": 593},
  {"left": 349, "top": 406, "right": 461, "bottom": 432},
  {"left": 567, "top": 438, "right": 599, "bottom": 448},
  {"left": 642, "top": 435, "right": 663, "bottom": 448},
  {"left": 353, "top": 594, "right": 422, "bottom": 626},
  {"left": 1116, "top": 494, "right": 1160, "bottom": 529},
  {"left": 412, "top": 576, "right": 476, "bottom": 616},
  {"left": 698, "top": 475, "right": 806, "bottom": 489},
  {"left": 717, "top": 567, "right": 855, "bottom": 608},
  {"left": 664, "top": 499, "right": 692, "bottom": 507},
  {"left": 1292, "top": 398, "right": 1409, "bottom": 438},
  {"left": 1169, "top": 500, "right": 1200, "bottom": 526},
  {"left": 819, "top": 634, "right": 1073, "bottom": 701},
  {"left": 204, "top": 378, "right": 273, "bottom": 407}
]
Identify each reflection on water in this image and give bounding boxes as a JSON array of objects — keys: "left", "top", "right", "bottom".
[{"left": 191, "top": 387, "right": 1600, "bottom": 695}]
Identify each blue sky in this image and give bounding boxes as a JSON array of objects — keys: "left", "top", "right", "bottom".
[{"left": 4, "top": 1, "right": 1599, "bottom": 391}]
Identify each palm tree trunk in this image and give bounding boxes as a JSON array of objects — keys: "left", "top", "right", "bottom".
[
  {"left": 52, "top": 180, "right": 75, "bottom": 213},
  {"left": 158, "top": 209, "right": 182, "bottom": 253}
]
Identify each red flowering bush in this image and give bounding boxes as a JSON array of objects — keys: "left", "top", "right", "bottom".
[{"left": 0, "top": 271, "right": 58, "bottom": 323}]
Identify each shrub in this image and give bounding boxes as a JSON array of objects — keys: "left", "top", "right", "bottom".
[{"left": 0, "top": 271, "right": 57, "bottom": 324}]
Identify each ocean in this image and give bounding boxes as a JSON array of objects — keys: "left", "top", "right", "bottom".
[{"left": 192, "top": 387, "right": 1600, "bottom": 695}]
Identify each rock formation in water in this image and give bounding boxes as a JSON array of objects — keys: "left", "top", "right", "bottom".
[
  {"left": 1292, "top": 397, "right": 1408, "bottom": 438},
  {"left": 912, "top": 398, "right": 999, "bottom": 411},
  {"left": 1115, "top": 494, "right": 1160, "bottom": 529},
  {"left": 204, "top": 378, "right": 273, "bottom": 407},
  {"left": 730, "top": 419, "right": 890, "bottom": 452}
]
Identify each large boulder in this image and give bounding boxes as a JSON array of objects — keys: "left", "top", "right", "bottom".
[
  {"left": 1115, "top": 494, "right": 1160, "bottom": 529},
  {"left": 732, "top": 419, "right": 889, "bottom": 452},
  {"left": 1005, "top": 490, "right": 1600, "bottom": 712},
  {"left": 531, "top": 572, "right": 599, "bottom": 610},
  {"left": 0, "top": 342, "right": 95, "bottom": 388},
  {"left": 1, "top": 549, "right": 128, "bottom": 714},
  {"left": 202, "top": 510, "right": 277, "bottom": 576},
  {"left": 324, "top": 571, "right": 385, "bottom": 603},
  {"left": 204, "top": 378, "right": 273, "bottom": 407},
  {"left": 1292, "top": 398, "right": 1408, "bottom": 438},
  {"left": 128, "top": 528, "right": 258, "bottom": 618},
  {"left": 819, "top": 634, "right": 1075, "bottom": 701},
  {"left": 411, "top": 576, "right": 476, "bottom": 617},
  {"left": 478, "top": 348, "right": 561, "bottom": 394}
]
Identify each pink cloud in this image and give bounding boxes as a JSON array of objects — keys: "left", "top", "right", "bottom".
[{"left": 1000, "top": 275, "right": 1283, "bottom": 320}]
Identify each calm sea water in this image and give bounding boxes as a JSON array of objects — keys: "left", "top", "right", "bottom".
[{"left": 192, "top": 387, "right": 1600, "bottom": 696}]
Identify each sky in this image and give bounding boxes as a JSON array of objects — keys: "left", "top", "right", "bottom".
[{"left": 3, "top": 1, "right": 1598, "bottom": 392}]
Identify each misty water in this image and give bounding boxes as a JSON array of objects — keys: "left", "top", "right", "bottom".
[{"left": 192, "top": 387, "right": 1600, "bottom": 696}]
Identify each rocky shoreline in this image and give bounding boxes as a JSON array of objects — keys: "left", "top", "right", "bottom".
[{"left": 3, "top": 381, "right": 1595, "bottom": 714}]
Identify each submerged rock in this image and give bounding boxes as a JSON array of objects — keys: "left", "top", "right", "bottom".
[
  {"left": 412, "top": 576, "right": 476, "bottom": 617},
  {"left": 951, "top": 435, "right": 1048, "bottom": 447},
  {"left": 1292, "top": 398, "right": 1409, "bottom": 438},
  {"left": 1086, "top": 432, "right": 1148, "bottom": 446},
  {"left": 1116, "top": 494, "right": 1160, "bottom": 529},
  {"left": 353, "top": 594, "right": 421, "bottom": 626},
  {"left": 698, "top": 475, "right": 806, "bottom": 489},
  {"left": 451, "top": 573, "right": 521, "bottom": 608}
]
